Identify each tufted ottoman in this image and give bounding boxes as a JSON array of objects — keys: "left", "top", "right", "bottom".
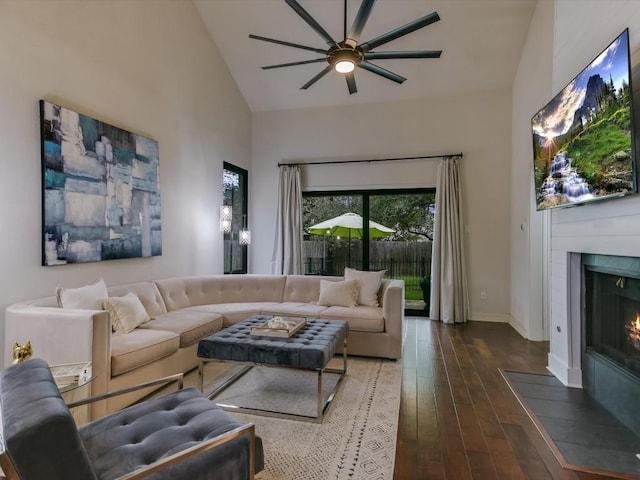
[{"left": 197, "top": 315, "right": 348, "bottom": 422}]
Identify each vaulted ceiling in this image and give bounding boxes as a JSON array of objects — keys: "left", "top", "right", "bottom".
[{"left": 194, "top": 0, "right": 537, "bottom": 112}]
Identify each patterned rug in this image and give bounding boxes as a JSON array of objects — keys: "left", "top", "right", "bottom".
[{"left": 185, "top": 357, "right": 401, "bottom": 480}]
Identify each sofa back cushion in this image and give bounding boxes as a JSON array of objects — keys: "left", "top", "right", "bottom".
[
  {"left": 282, "top": 275, "right": 342, "bottom": 303},
  {"left": 108, "top": 282, "right": 167, "bottom": 318},
  {"left": 155, "top": 275, "right": 287, "bottom": 311}
]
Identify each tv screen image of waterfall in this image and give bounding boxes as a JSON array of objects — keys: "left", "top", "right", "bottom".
[{"left": 531, "top": 29, "right": 637, "bottom": 211}]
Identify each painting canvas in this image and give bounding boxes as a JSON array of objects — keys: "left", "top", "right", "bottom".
[{"left": 40, "top": 100, "right": 162, "bottom": 265}]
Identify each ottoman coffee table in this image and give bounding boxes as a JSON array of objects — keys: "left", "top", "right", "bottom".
[{"left": 197, "top": 315, "right": 348, "bottom": 422}]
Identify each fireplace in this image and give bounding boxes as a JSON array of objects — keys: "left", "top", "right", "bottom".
[{"left": 582, "top": 253, "right": 640, "bottom": 436}]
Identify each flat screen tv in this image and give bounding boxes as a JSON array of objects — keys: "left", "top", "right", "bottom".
[{"left": 532, "top": 29, "right": 636, "bottom": 211}]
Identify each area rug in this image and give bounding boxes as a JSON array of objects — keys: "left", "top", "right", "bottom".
[{"left": 184, "top": 357, "right": 401, "bottom": 480}]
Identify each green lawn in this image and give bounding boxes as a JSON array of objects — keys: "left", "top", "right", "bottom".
[{"left": 389, "top": 274, "right": 427, "bottom": 301}]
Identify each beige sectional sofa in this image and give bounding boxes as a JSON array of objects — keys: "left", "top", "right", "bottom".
[{"left": 5, "top": 274, "right": 404, "bottom": 419}]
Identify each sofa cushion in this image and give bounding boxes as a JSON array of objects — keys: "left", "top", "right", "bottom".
[
  {"left": 104, "top": 292, "right": 151, "bottom": 335},
  {"left": 319, "top": 305, "right": 384, "bottom": 332},
  {"left": 344, "top": 268, "right": 385, "bottom": 307},
  {"left": 318, "top": 279, "right": 359, "bottom": 307},
  {"left": 139, "top": 310, "right": 223, "bottom": 347},
  {"left": 260, "top": 302, "right": 328, "bottom": 318},
  {"left": 111, "top": 329, "right": 180, "bottom": 377},
  {"left": 56, "top": 277, "right": 108, "bottom": 310},
  {"left": 186, "top": 303, "right": 281, "bottom": 326},
  {"left": 282, "top": 275, "right": 341, "bottom": 303},
  {"left": 155, "top": 275, "right": 287, "bottom": 311}
]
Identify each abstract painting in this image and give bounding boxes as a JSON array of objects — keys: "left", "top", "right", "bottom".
[{"left": 40, "top": 100, "right": 162, "bottom": 265}]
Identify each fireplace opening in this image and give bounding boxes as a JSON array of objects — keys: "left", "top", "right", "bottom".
[
  {"left": 582, "top": 253, "right": 640, "bottom": 437},
  {"left": 584, "top": 268, "right": 640, "bottom": 377}
]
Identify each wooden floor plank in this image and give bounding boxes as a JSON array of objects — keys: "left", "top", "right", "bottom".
[{"left": 393, "top": 318, "right": 620, "bottom": 480}]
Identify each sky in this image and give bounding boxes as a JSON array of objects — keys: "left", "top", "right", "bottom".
[{"left": 532, "top": 29, "right": 630, "bottom": 139}]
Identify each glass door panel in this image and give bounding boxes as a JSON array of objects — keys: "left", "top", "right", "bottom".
[
  {"left": 303, "top": 189, "right": 435, "bottom": 316},
  {"left": 369, "top": 192, "right": 435, "bottom": 315},
  {"left": 303, "top": 194, "right": 362, "bottom": 275}
]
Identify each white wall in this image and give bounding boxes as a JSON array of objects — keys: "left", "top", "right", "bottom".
[
  {"left": 0, "top": 1, "right": 251, "bottom": 362},
  {"left": 251, "top": 91, "right": 513, "bottom": 320},
  {"left": 546, "top": 0, "right": 640, "bottom": 385},
  {"left": 510, "top": 1, "right": 554, "bottom": 340}
]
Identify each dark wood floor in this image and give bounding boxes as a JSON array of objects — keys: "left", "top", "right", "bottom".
[{"left": 393, "top": 317, "right": 622, "bottom": 480}]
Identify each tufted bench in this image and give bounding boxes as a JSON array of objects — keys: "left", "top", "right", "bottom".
[
  {"left": 197, "top": 315, "right": 349, "bottom": 422},
  {"left": 0, "top": 359, "right": 264, "bottom": 480}
]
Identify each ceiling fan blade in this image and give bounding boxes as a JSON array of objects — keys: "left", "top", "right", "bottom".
[
  {"left": 360, "top": 12, "right": 440, "bottom": 52},
  {"left": 358, "top": 61, "right": 406, "bottom": 83},
  {"left": 249, "top": 34, "right": 328, "bottom": 54},
  {"left": 262, "top": 58, "right": 327, "bottom": 70},
  {"left": 346, "top": 72, "right": 357, "bottom": 94},
  {"left": 285, "top": 0, "right": 338, "bottom": 47},
  {"left": 301, "top": 65, "right": 333, "bottom": 90},
  {"left": 364, "top": 50, "right": 442, "bottom": 60},
  {"left": 346, "top": 0, "right": 376, "bottom": 47}
]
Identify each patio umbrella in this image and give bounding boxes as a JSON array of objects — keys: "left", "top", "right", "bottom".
[
  {"left": 308, "top": 212, "right": 395, "bottom": 239},
  {"left": 308, "top": 212, "right": 395, "bottom": 266}
]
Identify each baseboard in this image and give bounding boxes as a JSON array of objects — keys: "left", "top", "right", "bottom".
[
  {"left": 469, "top": 312, "right": 510, "bottom": 323},
  {"left": 547, "top": 353, "right": 583, "bottom": 388},
  {"left": 508, "top": 317, "right": 528, "bottom": 339}
]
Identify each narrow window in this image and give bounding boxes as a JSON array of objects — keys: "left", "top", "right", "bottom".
[{"left": 223, "top": 162, "right": 248, "bottom": 274}]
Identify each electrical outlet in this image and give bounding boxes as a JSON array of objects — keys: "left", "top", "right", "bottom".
[{"left": 480, "top": 291, "right": 487, "bottom": 300}]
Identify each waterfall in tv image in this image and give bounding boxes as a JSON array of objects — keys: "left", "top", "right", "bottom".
[{"left": 532, "top": 29, "right": 636, "bottom": 211}]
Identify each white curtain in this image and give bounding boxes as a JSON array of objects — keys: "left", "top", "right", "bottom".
[
  {"left": 271, "top": 165, "right": 304, "bottom": 275},
  {"left": 430, "top": 157, "right": 469, "bottom": 324}
]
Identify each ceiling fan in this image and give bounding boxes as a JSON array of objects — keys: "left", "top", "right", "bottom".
[{"left": 249, "top": 0, "right": 442, "bottom": 94}]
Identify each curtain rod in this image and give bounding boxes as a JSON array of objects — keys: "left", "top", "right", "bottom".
[{"left": 277, "top": 152, "right": 463, "bottom": 167}]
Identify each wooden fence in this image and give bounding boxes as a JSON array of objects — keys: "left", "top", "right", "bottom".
[{"left": 303, "top": 240, "right": 432, "bottom": 292}]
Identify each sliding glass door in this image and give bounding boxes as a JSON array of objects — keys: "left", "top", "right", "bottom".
[{"left": 303, "top": 189, "right": 435, "bottom": 315}]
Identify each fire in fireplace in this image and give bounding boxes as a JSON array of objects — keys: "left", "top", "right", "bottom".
[{"left": 627, "top": 314, "right": 640, "bottom": 352}]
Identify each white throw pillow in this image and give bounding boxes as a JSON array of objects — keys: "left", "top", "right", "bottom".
[
  {"left": 104, "top": 292, "right": 151, "bottom": 335},
  {"left": 56, "top": 277, "right": 108, "bottom": 310},
  {"left": 318, "top": 279, "right": 359, "bottom": 308},
  {"left": 344, "top": 268, "right": 385, "bottom": 307}
]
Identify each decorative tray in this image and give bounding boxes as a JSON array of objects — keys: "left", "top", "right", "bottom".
[{"left": 250, "top": 316, "right": 307, "bottom": 338}]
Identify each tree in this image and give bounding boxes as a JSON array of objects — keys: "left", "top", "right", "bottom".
[
  {"left": 370, "top": 193, "right": 436, "bottom": 241},
  {"left": 303, "top": 192, "right": 435, "bottom": 241}
]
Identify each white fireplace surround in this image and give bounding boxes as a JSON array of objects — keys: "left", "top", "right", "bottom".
[{"left": 547, "top": 251, "right": 583, "bottom": 387}]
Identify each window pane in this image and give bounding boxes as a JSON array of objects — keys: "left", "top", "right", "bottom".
[
  {"left": 223, "top": 163, "right": 247, "bottom": 273},
  {"left": 369, "top": 192, "right": 435, "bottom": 313},
  {"left": 303, "top": 195, "right": 362, "bottom": 275},
  {"left": 302, "top": 189, "right": 435, "bottom": 316}
]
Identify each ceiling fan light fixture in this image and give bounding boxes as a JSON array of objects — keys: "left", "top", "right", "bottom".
[
  {"left": 329, "top": 47, "right": 361, "bottom": 74},
  {"left": 250, "top": 0, "right": 442, "bottom": 94},
  {"left": 335, "top": 59, "right": 355, "bottom": 73}
]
